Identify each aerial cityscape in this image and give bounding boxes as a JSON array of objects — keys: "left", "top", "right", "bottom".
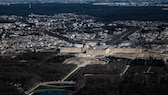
[{"left": 0, "top": 0, "right": 168, "bottom": 95}]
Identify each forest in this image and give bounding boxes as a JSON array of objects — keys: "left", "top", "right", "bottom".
[
  {"left": 74, "top": 56, "right": 168, "bottom": 95},
  {"left": 0, "top": 52, "right": 76, "bottom": 95}
]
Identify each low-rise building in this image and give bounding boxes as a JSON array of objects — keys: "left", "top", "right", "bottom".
[
  {"left": 109, "top": 48, "right": 142, "bottom": 54},
  {"left": 86, "top": 47, "right": 110, "bottom": 55},
  {"left": 60, "top": 47, "right": 82, "bottom": 53}
]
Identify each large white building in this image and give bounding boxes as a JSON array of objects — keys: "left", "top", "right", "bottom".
[
  {"left": 60, "top": 47, "right": 82, "bottom": 53},
  {"left": 86, "top": 48, "right": 110, "bottom": 55},
  {"left": 109, "top": 48, "right": 142, "bottom": 54}
]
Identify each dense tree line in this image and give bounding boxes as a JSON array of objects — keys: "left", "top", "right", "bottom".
[
  {"left": 0, "top": 82, "right": 24, "bottom": 95},
  {"left": 0, "top": 52, "right": 76, "bottom": 95},
  {"left": 130, "top": 57, "right": 165, "bottom": 66},
  {"left": 74, "top": 57, "right": 168, "bottom": 95}
]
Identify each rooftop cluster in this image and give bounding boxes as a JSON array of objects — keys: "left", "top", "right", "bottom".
[{"left": 0, "top": 13, "right": 168, "bottom": 55}]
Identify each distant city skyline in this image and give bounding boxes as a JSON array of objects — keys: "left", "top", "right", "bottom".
[{"left": 0, "top": 0, "right": 168, "bottom": 4}]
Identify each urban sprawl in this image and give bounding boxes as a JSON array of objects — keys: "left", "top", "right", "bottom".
[{"left": 0, "top": 13, "right": 168, "bottom": 62}]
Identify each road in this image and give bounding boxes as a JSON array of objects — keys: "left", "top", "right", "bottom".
[
  {"left": 120, "top": 65, "right": 130, "bottom": 76},
  {"left": 138, "top": 41, "right": 168, "bottom": 47},
  {"left": 146, "top": 66, "right": 152, "bottom": 73},
  {"left": 44, "top": 31, "right": 83, "bottom": 44},
  {"left": 62, "top": 59, "right": 92, "bottom": 81},
  {"left": 61, "top": 66, "right": 81, "bottom": 81},
  {"left": 105, "top": 27, "right": 139, "bottom": 45}
]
